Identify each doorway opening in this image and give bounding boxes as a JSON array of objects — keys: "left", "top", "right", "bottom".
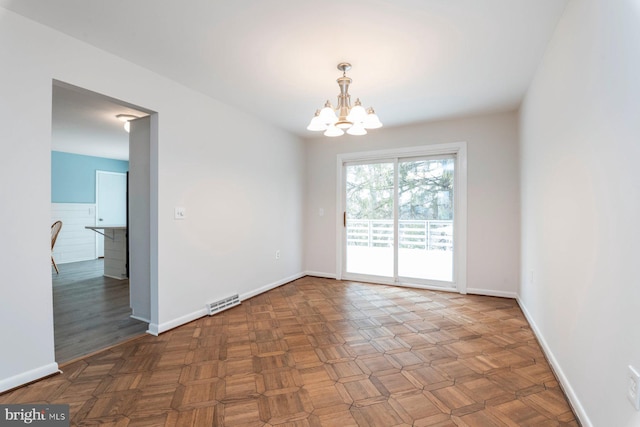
[{"left": 50, "top": 80, "right": 157, "bottom": 363}]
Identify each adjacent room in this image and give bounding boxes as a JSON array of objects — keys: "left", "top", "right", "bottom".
[{"left": 0, "top": 1, "right": 638, "bottom": 426}]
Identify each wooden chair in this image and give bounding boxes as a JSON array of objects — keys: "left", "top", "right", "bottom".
[{"left": 51, "top": 220, "right": 63, "bottom": 274}]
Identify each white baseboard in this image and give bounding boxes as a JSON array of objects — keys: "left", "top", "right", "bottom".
[
  {"left": 466, "top": 288, "right": 517, "bottom": 299},
  {"left": 240, "top": 272, "right": 305, "bottom": 301},
  {"left": 149, "top": 272, "right": 306, "bottom": 336},
  {"left": 150, "top": 307, "right": 208, "bottom": 335},
  {"left": 0, "top": 363, "right": 59, "bottom": 394},
  {"left": 303, "top": 271, "right": 338, "bottom": 279},
  {"left": 58, "top": 256, "right": 96, "bottom": 265},
  {"left": 517, "top": 297, "right": 592, "bottom": 427},
  {"left": 146, "top": 324, "right": 159, "bottom": 336},
  {"left": 316, "top": 274, "right": 514, "bottom": 298},
  {"left": 130, "top": 314, "right": 150, "bottom": 323}
]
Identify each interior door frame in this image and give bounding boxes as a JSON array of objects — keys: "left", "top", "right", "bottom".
[
  {"left": 336, "top": 142, "right": 468, "bottom": 294},
  {"left": 51, "top": 79, "right": 158, "bottom": 338}
]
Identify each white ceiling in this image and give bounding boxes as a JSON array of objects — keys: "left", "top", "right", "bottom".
[
  {"left": 52, "top": 83, "right": 148, "bottom": 160},
  {"left": 3, "top": 0, "right": 567, "bottom": 141}
]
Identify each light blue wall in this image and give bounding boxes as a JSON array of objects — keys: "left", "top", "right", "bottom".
[{"left": 51, "top": 151, "right": 129, "bottom": 203}]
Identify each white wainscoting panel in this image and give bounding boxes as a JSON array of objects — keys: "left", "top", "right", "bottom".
[{"left": 51, "top": 203, "right": 97, "bottom": 264}]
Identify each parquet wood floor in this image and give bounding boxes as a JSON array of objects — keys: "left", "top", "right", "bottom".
[{"left": 1, "top": 277, "right": 578, "bottom": 426}]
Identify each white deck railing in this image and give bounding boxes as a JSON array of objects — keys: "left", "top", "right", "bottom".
[{"left": 347, "top": 219, "right": 453, "bottom": 251}]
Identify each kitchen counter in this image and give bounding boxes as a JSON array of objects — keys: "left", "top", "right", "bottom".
[{"left": 85, "top": 226, "right": 127, "bottom": 280}]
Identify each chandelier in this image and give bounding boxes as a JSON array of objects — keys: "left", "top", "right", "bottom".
[{"left": 307, "top": 62, "right": 382, "bottom": 137}]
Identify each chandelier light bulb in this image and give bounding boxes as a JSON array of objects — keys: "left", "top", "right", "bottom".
[
  {"left": 347, "top": 98, "right": 367, "bottom": 124},
  {"left": 363, "top": 108, "right": 383, "bottom": 129},
  {"left": 324, "top": 124, "right": 345, "bottom": 137},
  {"left": 347, "top": 123, "right": 367, "bottom": 136},
  {"left": 307, "top": 110, "right": 327, "bottom": 131},
  {"left": 319, "top": 100, "right": 338, "bottom": 125}
]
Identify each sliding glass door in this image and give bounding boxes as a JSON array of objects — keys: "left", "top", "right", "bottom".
[
  {"left": 345, "top": 161, "right": 395, "bottom": 278},
  {"left": 397, "top": 157, "right": 454, "bottom": 282},
  {"left": 343, "top": 155, "right": 456, "bottom": 287}
]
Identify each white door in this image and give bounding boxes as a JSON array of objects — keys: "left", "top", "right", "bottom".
[{"left": 96, "top": 171, "right": 127, "bottom": 257}]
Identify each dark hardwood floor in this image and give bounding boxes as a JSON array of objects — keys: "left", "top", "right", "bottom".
[
  {"left": 52, "top": 259, "right": 148, "bottom": 363},
  {"left": 3, "top": 276, "right": 577, "bottom": 426}
]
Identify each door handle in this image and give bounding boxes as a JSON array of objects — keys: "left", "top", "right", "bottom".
[{"left": 343, "top": 212, "right": 346, "bottom": 228}]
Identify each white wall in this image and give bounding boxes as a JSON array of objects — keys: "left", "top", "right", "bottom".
[
  {"left": 519, "top": 0, "right": 640, "bottom": 425},
  {"left": 0, "top": 8, "right": 305, "bottom": 391},
  {"left": 304, "top": 111, "right": 520, "bottom": 297},
  {"left": 51, "top": 203, "right": 96, "bottom": 264}
]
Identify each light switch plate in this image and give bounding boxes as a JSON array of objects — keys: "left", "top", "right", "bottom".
[{"left": 174, "top": 207, "right": 186, "bottom": 220}]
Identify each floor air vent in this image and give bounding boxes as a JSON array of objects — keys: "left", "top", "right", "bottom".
[{"left": 207, "top": 294, "right": 240, "bottom": 315}]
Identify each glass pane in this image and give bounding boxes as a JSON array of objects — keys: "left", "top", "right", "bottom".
[
  {"left": 345, "top": 162, "right": 394, "bottom": 277},
  {"left": 398, "top": 158, "right": 454, "bottom": 281}
]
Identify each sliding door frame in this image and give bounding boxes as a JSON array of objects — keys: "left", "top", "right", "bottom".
[{"left": 336, "top": 142, "right": 467, "bottom": 294}]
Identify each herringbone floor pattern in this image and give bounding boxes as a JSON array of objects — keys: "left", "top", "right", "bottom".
[{"left": 0, "top": 277, "right": 578, "bottom": 426}]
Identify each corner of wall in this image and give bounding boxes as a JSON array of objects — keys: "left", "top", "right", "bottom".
[{"left": 516, "top": 297, "right": 593, "bottom": 427}]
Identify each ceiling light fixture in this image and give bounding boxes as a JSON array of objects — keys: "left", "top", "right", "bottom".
[
  {"left": 116, "top": 114, "right": 139, "bottom": 133},
  {"left": 307, "top": 62, "right": 382, "bottom": 137}
]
